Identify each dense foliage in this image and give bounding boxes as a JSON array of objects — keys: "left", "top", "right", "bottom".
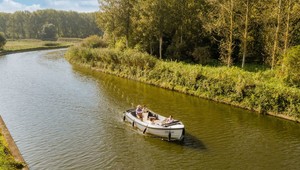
[
  {"left": 97, "top": 0, "right": 300, "bottom": 69},
  {"left": 66, "top": 46, "right": 300, "bottom": 121},
  {"left": 40, "top": 23, "right": 58, "bottom": 41},
  {"left": 0, "top": 10, "right": 102, "bottom": 39},
  {"left": 80, "top": 35, "right": 108, "bottom": 48},
  {"left": 282, "top": 45, "right": 300, "bottom": 87},
  {"left": 0, "top": 32, "right": 6, "bottom": 49}
]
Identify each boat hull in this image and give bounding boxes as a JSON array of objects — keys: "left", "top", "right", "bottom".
[{"left": 124, "top": 109, "right": 185, "bottom": 141}]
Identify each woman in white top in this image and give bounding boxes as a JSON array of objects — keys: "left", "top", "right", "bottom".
[{"left": 136, "top": 105, "right": 143, "bottom": 119}]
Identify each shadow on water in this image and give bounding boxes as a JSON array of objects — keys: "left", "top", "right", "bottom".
[
  {"left": 148, "top": 131, "right": 207, "bottom": 152},
  {"left": 181, "top": 132, "right": 207, "bottom": 151}
]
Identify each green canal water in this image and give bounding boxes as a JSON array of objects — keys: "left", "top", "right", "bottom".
[{"left": 0, "top": 49, "right": 300, "bottom": 169}]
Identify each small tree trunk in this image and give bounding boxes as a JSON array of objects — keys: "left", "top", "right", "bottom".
[
  {"left": 159, "top": 35, "right": 163, "bottom": 59},
  {"left": 282, "top": 0, "right": 291, "bottom": 71},
  {"left": 242, "top": 0, "right": 249, "bottom": 68},
  {"left": 126, "top": 36, "right": 129, "bottom": 48},
  {"left": 149, "top": 41, "right": 153, "bottom": 55},
  {"left": 271, "top": 0, "right": 282, "bottom": 70},
  {"left": 227, "top": 0, "right": 234, "bottom": 67},
  {"left": 180, "top": 25, "right": 183, "bottom": 44}
]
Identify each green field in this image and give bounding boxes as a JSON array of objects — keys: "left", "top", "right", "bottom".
[{"left": 1, "top": 38, "right": 81, "bottom": 55}]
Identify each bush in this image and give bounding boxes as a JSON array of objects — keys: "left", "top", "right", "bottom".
[
  {"left": 80, "top": 35, "right": 107, "bottom": 48},
  {"left": 282, "top": 45, "right": 300, "bottom": 87},
  {"left": 0, "top": 32, "right": 6, "bottom": 50},
  {"left": 40, "top": 23, "right": 58, "bottom": 41},
  {"left": 115, "top": 37, "right": 127, "bottom": 51}
]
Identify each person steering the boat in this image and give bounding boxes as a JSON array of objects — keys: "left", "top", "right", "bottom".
[{"left": 136, "top": 105, "right": 143, "bottom": 120}]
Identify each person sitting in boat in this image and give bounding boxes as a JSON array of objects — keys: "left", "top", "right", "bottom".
[
  {"left": 142, "top": 105, "right": 148, "bottom": 113},
  {"left": 165, "top": 115, "right": 174, "bottom": 124},
  {"left": 136, "top": 105, "right": 143, "bottom": 120}
]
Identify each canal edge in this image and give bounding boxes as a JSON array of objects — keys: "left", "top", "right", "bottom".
[{"left": 0, "top": 115, "right": 28, "bottom": 170}]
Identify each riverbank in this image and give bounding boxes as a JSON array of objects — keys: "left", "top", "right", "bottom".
[
  {"left": 0, "top": 116, "right": 27, "bottom": 169},
  {"left": 0, "top": 39, "right": 81, "bottom": 56},
  {"left": 65, "top": 46, "right": 300, "bottom": 123}
]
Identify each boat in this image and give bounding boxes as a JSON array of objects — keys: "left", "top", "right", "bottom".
[{"left": 123, "top": 108, "right": 185, "bottom": 141}]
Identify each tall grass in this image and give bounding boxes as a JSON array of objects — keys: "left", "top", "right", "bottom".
[
  {"left": 0, "top": 133, "right": 24, "bottom": 169},
  {"left": 65, "top": 46, "right": 300, "bottom": 121}
]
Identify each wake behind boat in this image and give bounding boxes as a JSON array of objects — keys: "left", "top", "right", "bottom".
[{"left": 123, "top": 108, "right": 185, "bottom": 141}]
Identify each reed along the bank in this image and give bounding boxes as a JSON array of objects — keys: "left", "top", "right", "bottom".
[{"left": 65, "top": 46, "right": 300, "bottom": 122}]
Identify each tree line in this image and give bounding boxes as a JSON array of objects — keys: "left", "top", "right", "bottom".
[
  {"left": 97, "top": 0, "right": 300, "bottom": 68},
  {"left": 0, "top": 9, "right": 102, "bottom": 40}
]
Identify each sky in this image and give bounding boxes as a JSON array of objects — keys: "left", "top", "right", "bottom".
[{"left": 0, "top": 0, "right": 99, "bottom": 13}]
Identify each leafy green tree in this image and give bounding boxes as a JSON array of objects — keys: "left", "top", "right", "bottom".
[
  {"left": 0, "top": 13, "right": 9, "bottom": 34},
  {"left": 133, "top": 0, "right": 173, "bottom": 59},
  {"left": 95, "top": 0, "right": 300, "bottom": 66},
  {"left": 281, "top": 0, "right": 300, "bottom": 70},
  {"left": 40, "top": 23, "right": 57, "bottom": 41},
  {"left": 0, "top": 10, "right": 101, "bottom": 39},
  {"left": 98, "top": 0, "right": 135, "bottom": 48},
  {"left": 282, "top": 45, "right": 300, "bottom": 87},
  {"left": 271, "top": 0, "right": 282, "bottom": 70},
  {"left": 0, "top": 32, "right": 6, "bottom": 49},
  {"left": 202, "top": 0, "right": 237, "bottom": 66},
  {"left": 97, "top": 0, "right": 119, "bottom": 46}
]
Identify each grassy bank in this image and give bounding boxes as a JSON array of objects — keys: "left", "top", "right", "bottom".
[
  {"left": 0, "top": 38, "right": 81, "bottom": 56},
  {"left": 65, "top": 46, "right": 300, "bottom": 122},
  {"left": 0, "top": 133, "right": 24, "bottom": 169}
]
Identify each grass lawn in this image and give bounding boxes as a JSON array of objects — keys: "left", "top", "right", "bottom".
[{"left": 2, "top": 38, "right": 81, "bottom": 53}]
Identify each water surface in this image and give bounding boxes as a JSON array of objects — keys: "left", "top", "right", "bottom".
[{"left": 0, "top": 49, "right": 300, "bottom": 169}]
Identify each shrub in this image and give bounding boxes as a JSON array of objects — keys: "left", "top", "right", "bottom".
[
  {"left": 282, "top": 45, "right": 300, "bottom": 87},
  {"left": 0, "top": 32, "right": 6, "bottom": 50},
  {"left": 115, "top": 37, "right": 127, "bottom": 51},
  {"left": 40, "top": 23, "right": 58, "bottom": 41},
  {"left": 81, "top": 35, "right": 108, "bottom": 48}
]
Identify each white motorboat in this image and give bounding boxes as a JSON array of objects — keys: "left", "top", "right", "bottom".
[{"left": 123, "top": 108, "right": 185, "bottom": 141}]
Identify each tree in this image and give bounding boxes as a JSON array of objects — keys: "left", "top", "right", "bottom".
[
  {"left": 202, "top": 0, "right": 237, "bottom": 66},
  {"left": 166, "top": 0, "right": 207, "bottom": 61},
  {"left": 271, "top": 0, "right": 282, "bottom": 70},
  {"left": 98, "top": 0, "right": 135, "bottom": 48},
  {"left": 241, "top": 0, "right": 250, "bottom": 68},
  {"left": 40, "top": 23, "right": 57, "bottom": 41},
  {"left": 0, "top": 13, "right": 9, "bottom": 35},
  {"left": 281, "top": 0, "right": 300, "bottom": 70},
  {"left": 282, "top": 45, "right": 300, "bottom": 87},
  {"left": 133, "top": 0, "right": 172, "bottom": 59},
  {"left": 97, "top": 0, "right": 119, "bottom": 46},
  {"left": 0, "top": 10, "right": 102, "bottom": 39},
  {"left": 0, "top": 32, "right": 6, "bottom": 49}
]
